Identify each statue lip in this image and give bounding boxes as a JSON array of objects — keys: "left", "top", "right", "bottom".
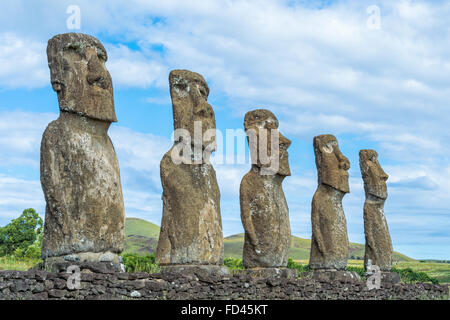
[{"left": 367, "top": 192, "right": 387, "bottom": 201}]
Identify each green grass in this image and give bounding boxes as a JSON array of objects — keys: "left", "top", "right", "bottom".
[
  {"left": 345, "top": 259, "right": 448, "bottom": 284},
  {"left": 0, "top": 256, "right": 41, "bottom": 271},
  {"left": 394, "top": 261, "right": 450, "bottom": 284}
]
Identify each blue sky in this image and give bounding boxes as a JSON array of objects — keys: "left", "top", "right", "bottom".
[{"left": 0, "top": 0, "right": 449, "bottom": 259}]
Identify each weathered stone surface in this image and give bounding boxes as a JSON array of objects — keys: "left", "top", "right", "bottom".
[
  {"left": 240, "top": 109, "right": 292, "bottom": 268},
  {"left": 311, "top": 270, "right": 361, "bottom": 284},
  {"left": 160, "top": 265, "right": 230, "bottom": 279},
  {"left": 156, "top": 70, "right": 224, "bottom": 265},
  {"left": 360, "top": 149, "right": 393, "bottom": 271},
  {"left": 380, "top": 272, "right": 401, "bottom": 284},
  {"left": 41, "top": 33, "right": 125, "bottom": 262},
  {"left": 309, "top": 134, "right": 350, "bottom": 270},
  {"left": 233, "top": 268, "right": 297, "bottom": 279},
  {"left": 43, "top": 261, "right": 121, "bottom": 274}
]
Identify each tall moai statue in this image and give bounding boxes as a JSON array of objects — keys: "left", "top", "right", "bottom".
[
  {"left": 359, "top": 149, "right": 393, "bottom": 271},
  {"left": 40, "top": 33, "right": 125, "bottom": 267},
  {"left": 156, "top": 70, "right": 226, "bottom": 271},
  {"left": 240, "top": 109, "right": 292, "bottom": 269},
  {"left": 309, "top": 134, "right": 350, "bottom": 270}
]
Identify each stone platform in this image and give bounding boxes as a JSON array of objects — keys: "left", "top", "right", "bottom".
[
  {"left": 0, "top": 269, "right": 448, "bottom": 300},
  {"left": 233, "top": 267, "right": 298, "bottom": 279},
  {"left": 159, "top": 264, "right": 231, "bottom": 278},
  {"left": 379, "top": 271, "right": 401, "bottom": 284},
  {"left": 37, "top": 251, "right": 124, "bottom": 273},
  {"left": 309, "top": 270, "right": 362, "bottom": 283}
]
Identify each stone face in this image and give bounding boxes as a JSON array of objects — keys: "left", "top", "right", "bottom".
[
  {"left": 155, "top": 70, "right": 224, "bottom": 265},
  {"left": 47, "top": 33, "right": 117, "bottom": 122},
  {"left": 41, "top": 33, "right": 125, "bottom": 262},
  {"left": 309, "top": 134, "right": 350, "bottom": 270},
  {"left": 240, "top": 109, "right": 292, "bottom": 268},
  {"left": 359, "top": 149, "right": 393, "bottom": 271}
]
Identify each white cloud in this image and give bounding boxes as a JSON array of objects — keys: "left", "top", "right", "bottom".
[
  {"left": 0, "top": 111, "right": 57, "bottom": 167},
  {"left": 106, "top": 44, "right": 168, "bottom": 89},
  {"left": 0, "top": 33, "right": 47, "bottom": 88},
  {"left": 0, "top": 0, "right": 449, "bottom": 258},
  {"left": 0, "top": 111, "right": 172, "bottom": 227},
  {"left": 0, "top": 174, "right": 45, "bottom": 223}
]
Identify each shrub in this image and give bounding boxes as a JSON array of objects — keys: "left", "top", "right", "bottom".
[
  {"left": 0, "top": 208, "right": 43, "bottom": 256},
  {"left": 392, "top": 267, "right": 439, "bottom": 285},
  {"left": 121, "top": 253, "right": 160, "bottom": 273},
  {"left": 223, "top": 257, "right": 244, "bottom": 270},
  {"left": 13, "top": 231, "right": 43, "bottom": 260},
  {"left": 287, "top": 258, "right": 309, "bottom": 277},
  {"left": 346, "top": 266, "right": 366, "bottom": 277}
]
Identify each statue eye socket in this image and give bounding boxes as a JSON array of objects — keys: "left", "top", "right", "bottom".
[
  {"left": 174, "top": 83, "right": 187, "bottom": 91},
  {"left": 97, "top": 53, "right": 107, "bottom": 61},
  {"left": 198, "top": 86, "right": 207, "bottom": 97}
]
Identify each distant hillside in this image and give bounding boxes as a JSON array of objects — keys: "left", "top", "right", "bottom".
[
  {"left": 124, "top": 218, "right": 160, "bottom": 255},
  {"left": 224, "top": 233, "right": 414, "bottom": 262},
  {"left": 124, "top": 217, "right": 414, "bottom": 262}
]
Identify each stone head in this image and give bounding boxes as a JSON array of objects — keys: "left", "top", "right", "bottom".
[
  {"left": 169, "top": 70, "right": 216, "bottom": 150},
  {"left": 244, "top": 109, "right": 291, "bottom": 176},
  {"left": 47, "top": 33, "right": 116, "bottom": 122},
  {"left": 359, "top": 149, "right": 388, "bottom": 200},
  {"left": 313, "top": 134, "right": 350, "bottom": 193}
]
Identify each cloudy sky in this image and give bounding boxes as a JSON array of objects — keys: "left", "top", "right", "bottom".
[{"left": 0, "top": 0, "right": 448, "bottom": 259}]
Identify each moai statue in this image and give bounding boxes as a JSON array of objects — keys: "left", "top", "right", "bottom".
[
  {"left": 309, "top": 134, "right": 350, "bottom": 271},
  {"left": 240, "top": 109, "right": 292, "bottom": 271},
  {"left": 40, "top": 33, "right": 125, "bottom": 269},
  {"left": 359, "top": 149, "right": 393, "bottom": 272},
  {"left": 156, "top": 70, "right": 227, "bottom": 275}
]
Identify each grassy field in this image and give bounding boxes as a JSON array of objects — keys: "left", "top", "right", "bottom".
[
  {"left": 0, "top": 256, "right": 41, "bottom": 271},
  {"left": 292, "top": 259, "right": 450, "bottom": 284}
]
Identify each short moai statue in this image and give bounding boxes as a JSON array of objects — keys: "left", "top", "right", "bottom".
[
  {"left": 359, "top": 149, "right": 393, "bottom": 272},
  {"left": 240, "top": 109, "right": 293, "bottom": 274},
  {"left": 40, "top": 33, "right": 125, "bottom": 269},
  {"left": 309, "top": 134, "right": 350, "bottom": 271},
  {"left": 155, "top": 70, "right": 228, "bottom": 275}
]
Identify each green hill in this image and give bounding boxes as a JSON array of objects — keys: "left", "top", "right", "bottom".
[
  {"left": 224, "top": 233, "right": 413, "bottom": 262},
  {"left": 124, "top": 218, "right": 160, "bottom": 255},
  {"left": 124, "top": 217, "right": 414, "bottom": 262}
]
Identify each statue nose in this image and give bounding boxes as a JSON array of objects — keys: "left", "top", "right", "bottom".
[
  {"left": 339, "top": 156, "right": 350, "bottom": 171},
  {"left": 87, "top": 56, "right": 110, "bottom": 89},
  {"left": 194, "top": 100, "right": 214, "bottom": 119}
]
